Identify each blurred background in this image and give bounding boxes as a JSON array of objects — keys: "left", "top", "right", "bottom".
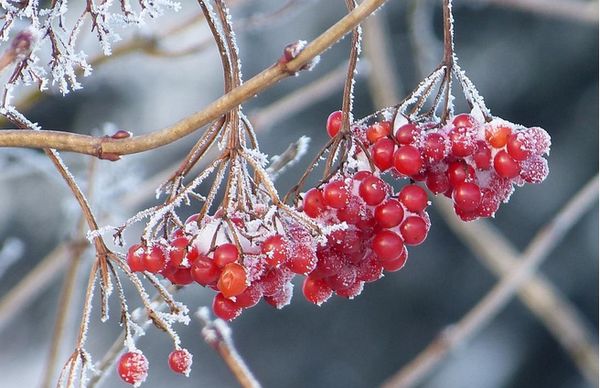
[{"left": 0, "top": 0, "right": 597, "bottom": 387}]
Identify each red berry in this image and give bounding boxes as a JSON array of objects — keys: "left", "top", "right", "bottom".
[
  {"left": 366, "top": 121, "right": 391, "bottom": 143},
  {"left": 472, "top": 141, "right": 492, "bottom": 170},
  {"left": 322, "top": 180, "right": 349, "bottom": 209},
  {"left": 212, "top": 293, "right": 242, "bottom": 321},
  {"left": 168, "top": 237, "right": 189, "bottom": 267},
  {"left": 449, "top": 127, "right": 476, "bottom": 157},
  {"left": 477, "top": 188, "right": 501, "bottom": 218},
  {"left": 337, "top": 196, "right": 363, "bottom": 224},
  {"left": 143, "top": 245, "right": 167, "bottom": 273},
  {"left": 423, "top": 133, "right": 447, "bottom": 161},
  {"left": 520, "top": 155, "right": 549, "bottom": 184},
  {"left": 395, "top": 123, "right": 419, "bottom": 144},
  {"left": 190, "top": 255, "right": 220, "bottom": 286},
  {"left": 394, "top": 145, "right": 423, "bottom": 176},
  {"left": 235, "top": 284, "right": 263, "bottom": 308},
  {"left": 302, "top": 276, "right": 333, "bottom": 305},
  {"left": 168, "top": 349, "right": 192, "bottom": 375},
  {"left": 303, "top": 188, "right": 326, "bottom": 218},
  {"left": 372, "top": 230, "right": 404, "bottom": 261},
  {"left": 358, "top": 175, "right": 388, "bottom": 205},
  {"left": 523, "top": 127, "right": 551, "bottom": 155},
  {"left": 167, "top": 267, "right": 194, "bottom": 286},
  {"left": 335, "top": 280, "right": 364, "bottom": 299},
  {"left": 326, "top": 110, "right": 343, "bottom": 137},
  {"left": 375, "top": 199, "right": 404, "bottom": 228},
  {"left": 213, "top": 243, "right": 239, "bottom": 267},
  {"left": 217, "top": 263, "right": 247, "bottom": 298},
  {"left": 506, "top": 133, "right": 530, "bottom": 160},
  {"left": 371, "top": 138, "right": 395, "bottom": 171},
  {"left": 453, "top": 182, "right": 482, "bottom": 212},
  {"left": 118, "top": 351, "right": 148, "bottom": 385},
  {"left": 353, "top": 170, "right": 372, "bottom": 181},
  {"left": 259, "top": 268, "right": 291, "bottom": 296},
  {"left": 494, "top": 150, "right": 520, "bottom": 178},
  {"left": 126, "top": 244, "right": 145, "bottom": 273},
  {"left": 400, "top": 216, "right": 428, "bottom": 245},
  {"left": 452, "top": 113, "right": 477, "bottom": 128},
  {"left": 287, "top": 244, "right": 317, "bottom": 274},
  {"left": 447, "top": 161, "right": 476, "bottom": 186},
  {"left": 426, "top": 170, "right": 450, "bottom": 194},
  {"left": 399, "top": 184, "right": 428, "bottom": 212},
  {"left": 356, "top": 256, "right": 384, "bottom": 282},
  {"left": 485, "top": 124, "right": 512, "bottom": 148},
  {"left": 262, "top": 235, "right": 288, "bottom": 267},
  {"left": 380, "top": 245, "right": 408, "bottom": 272}
]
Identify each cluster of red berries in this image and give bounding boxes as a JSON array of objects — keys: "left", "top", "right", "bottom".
[
  {"left": 300, "top": 171, "right": 431, "bottom": 304},
  {"left": 334, "top": 110, "right": 550, "bottom": 221},
  {"left": 126, "top": 208, "right": 318, "bottom": 322},
  {"left": 118, "top": 349, "right": 192, "bottom": 386}
]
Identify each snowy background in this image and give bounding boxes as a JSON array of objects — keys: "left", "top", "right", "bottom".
[{"left": 0, "top": 1, "right": 597, "bottom": 388}]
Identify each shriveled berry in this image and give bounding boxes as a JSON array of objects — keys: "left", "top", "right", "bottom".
[
  {"left": 118, "top": 351, "right": 148, "bottom": 385},
  {"left": 168, "top": 349, "right": 192, "bottom": 375},
  {"left": 485, "top": 124, "right": 512, "bottom": 148}
]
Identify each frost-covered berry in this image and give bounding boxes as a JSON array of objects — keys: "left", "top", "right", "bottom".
[
  {"left": 168, "top": 349, "right": 192, "bottom": 376},
  {"left": 326, "top": 110, "right": 343, "bottom": 137},
  {"left": 118, "top": 351, "right": 149, "bottom": 386}
]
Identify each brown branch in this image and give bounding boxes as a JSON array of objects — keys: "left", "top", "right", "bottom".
[
  {"left": 382, "top": 175, "right": 599, "bottom": 388},
  {"left": 0, "top": 0, "right": 389, "bottom": 157}
]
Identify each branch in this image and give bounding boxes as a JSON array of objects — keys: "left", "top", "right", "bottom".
[
  {"left": 382, "top": 175, "right": 599, "bottom": 388},
  {"left": 0, "top": 0, "right": 388, "bottom": 157}
]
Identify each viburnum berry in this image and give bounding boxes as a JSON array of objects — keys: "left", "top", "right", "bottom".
[
  {"left": 426, "top": 170, "right": 450, "bottom": 194},
  {"left": 453, "top": 182, "right": 482, "bottom": 212},
  {"left": 168, "top": 349, "right": 192, "bottom": 376},
  {"left": 142, "top": 244, "right": 167, "bottom": 273},
  {"left": 394, "top": 145, "right": 423, "bottom": 176},
  {"left": 212, "top": 293, "right": 242, "bottom": 321},
  {"left": 190, "top": 255, "right": 221, "bottom": 286},
  {"left": 235, "top": 284, "right": 263, "bottom": 308},
  {"left": 358, "top": 174, "right": 387, "bottom": 205},
  {"left": 287, "top": 244, "right": 317, "bottom": 274},
  {"left": 472, "top": 141, "right": 492, "bottom": 170},
  {"left": 366, "top": 121, "right": 391, "bottom": 143},
  {"left": 399, "top": 184, "right": 428, "bottom": 212},
  {"left": 506, "top": 132, "right": 531, "bottom": 160},
  {"left": 326, "top": 110, "right": 343, "bottom": 137},
  {"left": 380, "top": 245, "right": 408, "bottom": 272},
  {"left": 118, "top": 351, "right": 149, "bottom": 386},
  {"left": 400, "top": 216, "right": 429, "bottom": 246},
  {"left": 494, "top": 150, "right": 521, "bottom": 178},
  {"left": 213, "top": 243, "right": 239, "bottom": 267},
  {"left": 449, "top": 127, "right": 476, "bottom": 157},
  {"left": 302, "top": 276, "right": 333, "bottom": 305},
  {"left": 168, "top": 237, "right": 189, "bottom": 267},
  {"left": 262, "top": 235, "right": 288, "bottom": 267},
  {"left": 447, "top": 161, "right": 475, "bottom": 186},
  {"left": 452, "top": 113, "right": 477, "bottom": 128},
  {"left": 217, "top": 263, "right": 247, "bottom": 298},
  {"left": 303, "top": 188, "right": 326, "bottom": 218},
  {"left": 126, "top": 244, "right": 145, "bottom": 273},
  {"left": 371, "top": 138, "right": 395, "bottom": 171},
  {"left": 322, "top": 180, "right": 350, "bottom": 209},
  {"left": 372, "top": 230, "right": 404, "bottom": 261},
  {"left": 375, "top": 199, "right": 404, "bottom": 228},
  {"left": 395, "top": 123, "right": 419, "bottom": 144},
  {"left": 423, "top": 132, "right": 447, "bottom": 161},
  {"left": 485, "top": 124, "right": 511, "bottom": 148}
]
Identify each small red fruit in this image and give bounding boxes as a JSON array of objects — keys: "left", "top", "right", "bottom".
[
  {"left": 371, "top": 138, "right": 395, "bottom": 171},
  {"left": 326, "top": 110, "right": 343, "bottom": 137},
  {"left": 322, "top": 180, "right": 350, "bottom": 209},
  {"left": 168, "top": 349, "right": 192, "bottom": 375},
  {"left": 302, "top": 276, "right": 333, "bottom": 305},
  {"left": 303, "top": 188, "right": 326, "bottom": 218},
  {"left": 213, "top": 243, "right": 239, "bottom": 267},
  {"left": 217, "top": 263, "right": 247, "bottom": 298},
  {"left": 485, "top": 124, "right": 511, "bottom": 148},
  {"left": 118, "top": 351, "right": 148, "bottom": 385},
  {"left": 212, "top": 293, "right": 242, "bottom": 321},
  {"left": 494, "top": 150, "right": 521, "bottom": 178},
  {"left": 143, "top": 245, "right": 167, "bottom": 273},
  {"left": 395, "top": 123, "right": 419, "bottom": 144},
  {"left": 399, "top": 184, "right": 428, "bottom": 212},
  {"left": 374, "top": 199, "right": 404, "bottom": 228},
  {"left": 262, "top": 235, "right": 288, "bottom": 267},
  {"left": 393, "top": 145, "right": 423, "bottom": 176},
  {"left": 358, "top": 175, "right": 388, "bottom": 206},
  {"left": 400, "top": 216, "right": 428, "bottom": 245},
  {"left": 366, "top": 121, "right": 391, "bottom": 143},
  {"left": 453, "top": 182, "right": 482, "bottom": 212},
  {"left": 190, "top": 255, "right": 221, "bottom": 286},
  {"left": 372, "top": 230, "right": 404, "bottom": 261},
  {"left": 126, "top": 244, "right": 145, "bottom": 273},
  {"left": 506, "top": 133, "right": 530, "bottom": 160}
]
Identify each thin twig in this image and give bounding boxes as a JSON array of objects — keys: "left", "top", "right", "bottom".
[
  {"left": 196, "top": 307, "right": 261, "bottom": 388},
  {"left": 0, "top": 0, "right": 389, "bottom": 157},
  {"left": 382, "top": 175, "right": 599, "bottom": 388}
]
